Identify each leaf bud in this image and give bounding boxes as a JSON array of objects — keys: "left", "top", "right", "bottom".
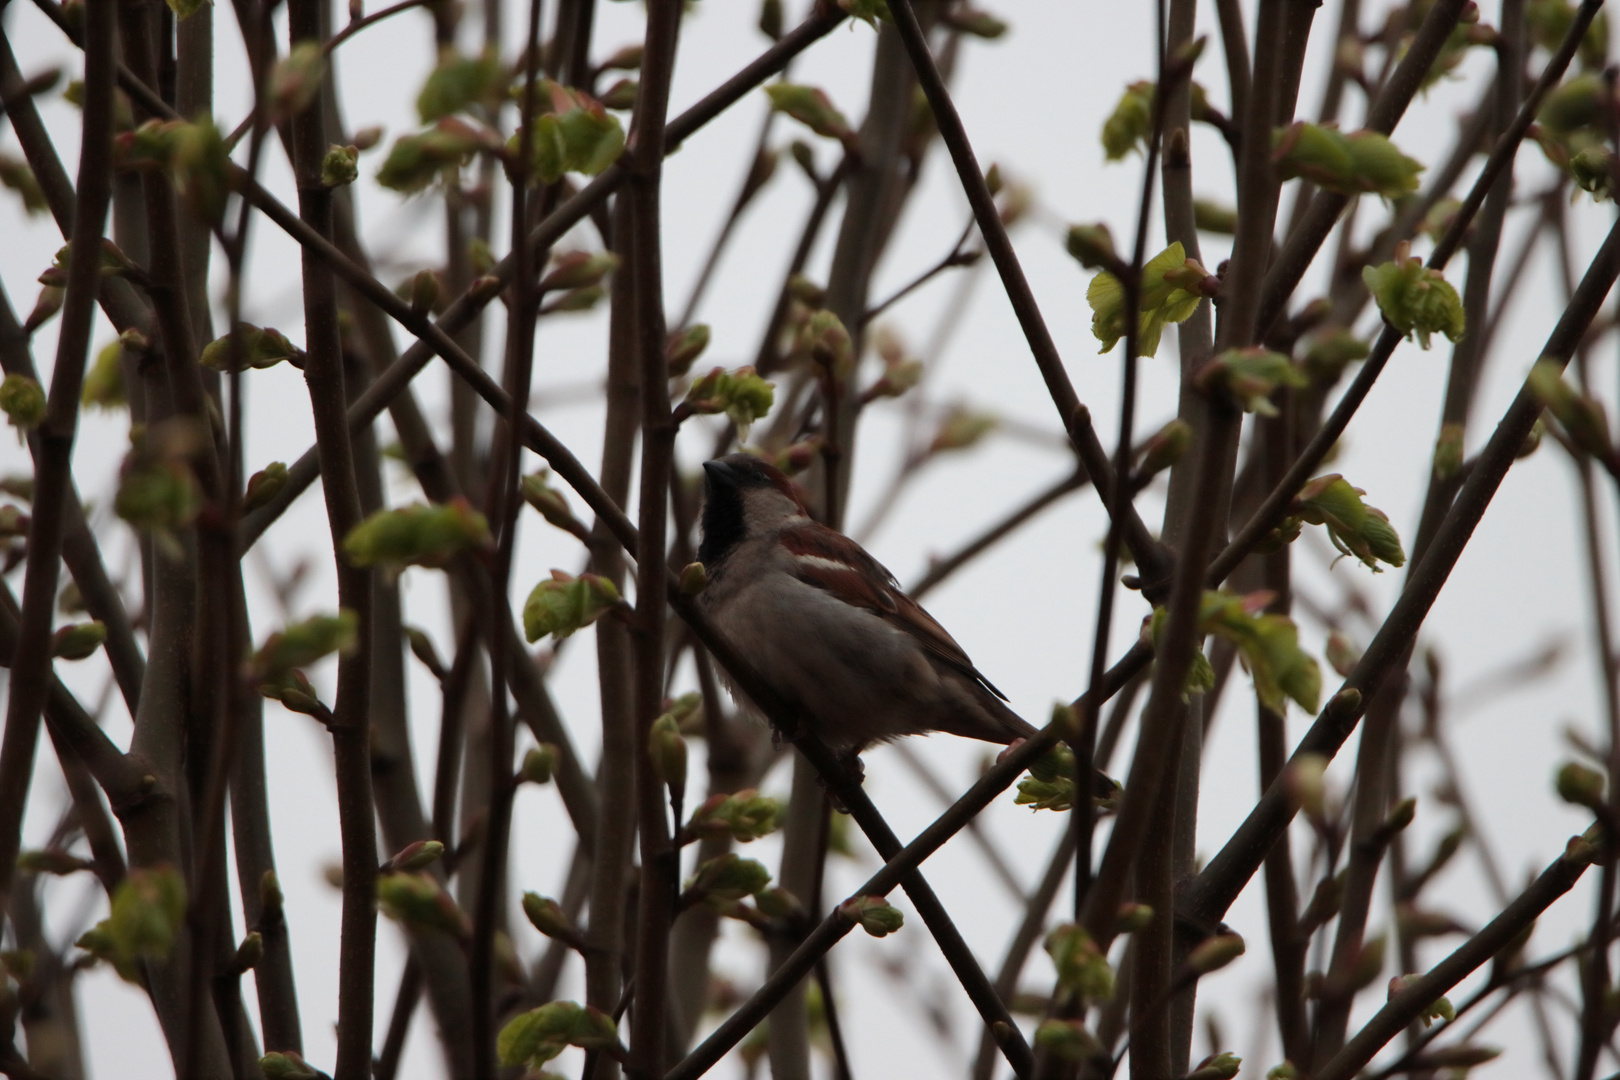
[
  {"left": 678, "top": 561, "right": 709, "bottom": 596},
  {"left": 386, "top": 839, "right": 445, "bottom": 873},
  {"left": 1033, "top": 1019, "right": 1103, "bottom": 1063},
  {"left": 243, "top": 462, "right": 289, "bottom": 514},
  {"left": 259, "top": 1051, "right": 321, "bottom": 1080},
  {"left": 522, "top": 892, "right": 574, "bottom": 939},
  {"left": 521, "top": 744, "right": 558, "bottom": 785},
  {"left": 0, "top": 375, "right": 45, "bottom": 433},
  {"left": 1187, "top": 932, "right": 1246, "bottom": 974},
  {"left": 690, "top": 854, "right": 772, "bottom": 902},
  {"left": 321, "top": 143, "right": 359, "bottom": 187},
  {"left": 1557, "top": 760, "right": 1606, "bottom": 809},
  {"left": 233, "top": 931, "right": 264, "bottom": 973},
  {"left": 649, "top": 712, "right": 688, "bottom": 789},
  {"left": 523, "top": 570, "right": 622, "bottom": 642},
  {"left": 839, "top": 895, "right": 904, "bottom": 937},
  {"left": 665, "top": 323, "right": 711, "bottom": 376},
  {"left": 1115, "top": 902, "right": 1154, "bottom": 934},
  {"left": 1137, "top": 418, "right": 1192, "bottom": 479},
  {"left": 1065, "top": 222, "right": 1117, "bottom": 270},
  {"left": 50, "top": 620, "right": 106, "bottom": 661},
  {"left": 1188, "top": 1052, "right": 1242, "bottom": 1080}
]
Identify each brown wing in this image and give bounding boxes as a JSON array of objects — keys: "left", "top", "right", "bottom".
[{"left": 780, "top": 523, "right": 1009, "bottom": 701}]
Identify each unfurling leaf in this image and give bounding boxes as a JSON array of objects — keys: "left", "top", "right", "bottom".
[
  {"left": 199, "top": 324, "right": 304, "bottom": 372},
  {"left": 1086, "top": 241, "right": 1212, "bottom": 356},
  {"left": 687, "top": 788, "right": 781, "bottom": 842},
  {"left": 1295, "top": 474, "right": 1407, "bottom": 571},
  {"left": 321, "top": 144, "right": 359, "bottom": 187},
  {"left": 1273, "top": 122, "right": 1423, "bottom": 199},
  {"left": 688, "top": 854, "right": 772, "bottom": 903},
  {"left": 1363, "top": 251, "right": 1465, "bottom": 349},
  {"left": 254, "top": 611, "right": 359, "bottom": 679},
  {"left": 377, "top": 871, "right": 470, "bottom": 938},
  {"left": 681, "top": 366, "right": 776, "bottom": 438},
  {"left": 522, "top": 570, "right": 621, "bottom": 641},
  {"left": 343, "top": 499, "right": 491, "bottom": 569},
  {"left": 416, "top": 48, "right": 505, "bottom": 123},
  {"left": 1195, "top": 348, "right": 1308, "bottom": 416},
  {"left": 0, "top": 375, "right": 45, "bottom": 433},
  {"left": 1101, "top": 81, "right": 1154, "bottom": 160},
  {"left": 1046, "top": 923, "right": 1115, "bottom": 1001},
  {"left": 497, "top": 1001, "right": 619, "bottom": 1069},
  {"left": 377, "top": 118, "right": 491, "bottom": 192},
  {"left": 665, "top": 323, "right": 712, "bottom": 376},
  {"left": 839, "top": 895, "right": 904, "bottom": 937},
  {"left": 765, "top": 84, "right": 854, "bottom": 142}
]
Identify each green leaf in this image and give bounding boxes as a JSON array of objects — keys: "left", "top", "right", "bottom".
[
  {"left": 1362, "top": 255, "right": 1465, "bottom": 349},
  {"left": 688, "top": 854, "right": 772, "bottom": 902},
  {"left": 377, "top": 118, "right": 488, "bottom": 193},
  {"left": 1296, "top": 474, "right": 1406, "bottom": 571},
  {"left": 416, "top": 49, "right": 505, "bottom": 123},
  {"left": 254, "top": 611, "right": 359, "bottom": 678},
  {"left": 342, "top": 499, "right": 491, "bottom": 570},
  {"left": 1195, "top": 348, "right": 1308, "bottom": 416},
  {"left": 199, "top": 324, "right": 304, "bottom": 372},
  {"left": 1101, "top": 81, "right": 1154, "bottom": 160},
  {"left": 0, "top": 375, "right": 45, "bottom": 432},
  {"left": 106, "top": 866, "right": 187, "bottom": 964},
  {"left": 765, "top": 83, "right": 854, "bottom": 142},
  {"left": 1046, "top": 923, "right": 1115, "bottom": 1001},
  {"left": 522, "top": 571, "right": 621, "bottom": 641},
  {"left": 1273, "top": 123, "right": 1423, "bottom": 199},
  {"left": 1086, "top": 242, "right": 1209, "bottom": 356}
]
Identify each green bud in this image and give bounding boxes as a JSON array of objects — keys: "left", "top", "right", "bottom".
[
  {"left": 1137, "top": 418, "right": 1192, "bottom": 478},
  {"left": 765, "top": 84, "right": 854, "bottom": 143},
  {"left": 759, "top": 0, "right": 784, "bottom": 40},
  {"left": 1557, "top": 760, "right": 1606, "bottom": 808},
  {"left": 254, "top": 611, "right": 359, "bottom": 679},
  {"left": 82, "top": 340, "right": 126, "bottom": 410},
  {"left": 522, "top": 892, "right": 574, "bottom": 939},
  {"left": 233, "top": 931, "right": 264, "bottom": 973},
  {"left": 1187, "top": 1052, "right": 1242, "bottom": 1080},
  {"left": 1193, "top": 198, "right": 1237, "bottom": 234},
  {"left": 839, "top": 895, "right": 904, "bottom": 937},
  {"left": 521, "top": 744, "right": 558, "bottom": 785},
  {"left": 1362, "top": 251, "right": 1465, "bottom": 349},
  {"left": 753, "top": 886, "right": 804, "bottom": 920},
  {"left": 322, "top": 143, "right": 359, "bottom": 187},
  {"left": 523, "top": 570, "right": 621, "bottom": 642},
  {"left": 199, "top": 324, "right": 304, "bottom": 373},
  {"left": 1034, "top": 1019, "right": 1103, "bottom": 1062},
  {"left": 678, "top": 561, "right": 709, "bottom": 596},
  {"left": 681, "top": 366, "right": 776, "bottom": 438},
  {"left": 928, "top": 407, "right": 998, "bottom": 455},
  {"left": 1046, "top": 923, "right": 1114, "bottom": 1001},
  {"left": 242, "top": 462, "right": 289, "bottom": 513},
  {"left": 107, "top": 865, "right": 187, "bottom": 965},
  {"left": 1303, "top": 330, "right": 1369, "bottom": 383},
  {"left": 1528, "top": 360, "right": 1612, "bottom": 459},
  {"left": 1571, "top": 146, "right": 1617, "bottom": 199},
  {"left": 377, "top": 871, "right": 470, "bottom": 938},
  {"left": 0, "top": 375, "right": 45, "bottom": 433},
  {"left": 259, "top": 1051, "right": 321, "bottom": 1080},
  {"left": 259, "top": 668, "right": 326, "bottom": 718},
  {"left": 1434, "top": 422, "right": 1465, "bottom": 480},
  {"left": 1102, "top": 81, "right": 1154, "bottom": 160},
  {"left": 690, "top": 854, "right": 772, "bottom": 902},
  {"left": 1065, "top": 222, "right": 1117, "bottom": 269},
  {"left": 387, "top": 839, "right": 445, "bottom": 872},
  {"left": 271, "top": 41, "right": 326, "bottom": 121},
  {"left": 497, "top": 1000, "right": 616, "bottom": 1068},
  {"left": 649, "top": 713, "right": 688, "bottom": 789},
  {"left": 1324, "top": 631, "right": 1360, "bottom": 677},
  {"left": 1196, "top": 347, "right": 1307, "bottom": 416},
  {"left": 1267, "top": 1063, "right": 1299, "bottom": 1080},
  {"left": 540, "top": 250, "right": 620, "bottom": 292},
  {"left": 1115, "top": 902, "right": 1154, "bottom": 934},
  {"left": 688, "top": 789, "right": 781, "bottom": 842},
  {"left": 665, "top": 323, "right": 712, "bottom": 376},
  {"left": 1188, "top": 933, "right": 1246, "bottom": 975},
  {"left": 343, "top": 498, "right": 491, "bottom": 570},
  {"left": 1286, "top": 753, "right": 1330, "bottom": 820},
  {"left": 50, "top": 620, "right": 106, "bottom": 661},
  {"left": 407, "top": 268, "right": 441, "bottom": 315},
  {"left": 1539, "top": 73, "right": 1606, "bottom": 135},
  {"left": 520, "top": 471, "right": 579, "bottom": 533}
]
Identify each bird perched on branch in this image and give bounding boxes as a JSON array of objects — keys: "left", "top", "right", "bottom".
[{"left": 694, "top": 452, "right": 1044, "bottom": 755}]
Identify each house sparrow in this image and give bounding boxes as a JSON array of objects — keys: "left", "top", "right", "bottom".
[{"left": 695, "top": 453, "right": 1039, "bottom": 754}]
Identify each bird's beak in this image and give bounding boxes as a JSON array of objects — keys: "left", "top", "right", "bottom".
[{"left": 702, "top": 459, "right": 739, "bottom": 492}]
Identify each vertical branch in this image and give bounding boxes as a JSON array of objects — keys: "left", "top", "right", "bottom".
[
  {"left": 0, "top": 0, "right": 115, "bottom": 948},
  {"left": 625, "top": 2, "right": 680, "bottom": 1075},
  {"left": 284, "top": 3, "right": 377, "bottom": 1077},
  {"left": 470, "top": 0, "right": 545, "bottom": 1072}
]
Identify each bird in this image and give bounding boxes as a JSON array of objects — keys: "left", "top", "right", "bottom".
[{"left": 694, "top": 452, "right": 1041, "bottom": 755}]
